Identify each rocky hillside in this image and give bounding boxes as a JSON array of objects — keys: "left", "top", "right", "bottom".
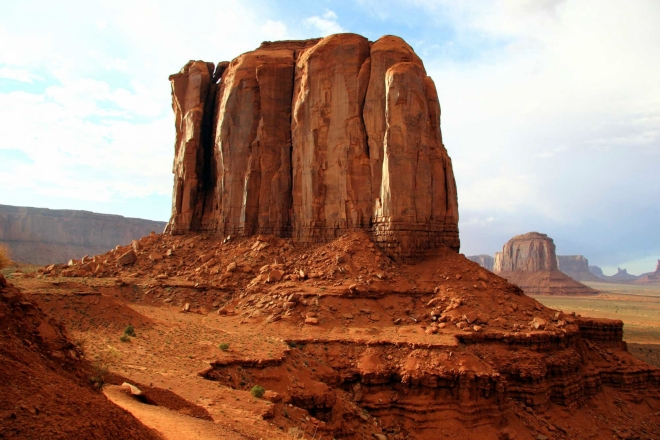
[
  {"left": 0, "top": 273, "right": 159, "bottom": 439},
  {"left": 0, "top": 204, "right": 166, "bottom": 265},
  {"left": 494, "top": 232, "right": 596, "bottom": 295},
  {"left": 166, "top": 34, "right": 459, "bottom": 261}
]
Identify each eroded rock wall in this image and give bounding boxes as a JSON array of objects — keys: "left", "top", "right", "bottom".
[
  {"left": 0, "top": 205, "right": 165, "bottom": 265},
  {"left": 494, "top": 232, "right": 557, "bottom": 273},
  {"left": 167, "top": 34, "right": 459, "bottom": 260}
]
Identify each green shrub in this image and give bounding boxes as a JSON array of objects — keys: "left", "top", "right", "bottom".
[
  {"left": 250, "top": 385, "right": 265, "bottom": 398},
  {"left": 119, "top": 334, "right": 131, "bottom": 343},
  {"left": 219, "top": 343, "right": 230, "bottom": 351},
  {"left": 124, "top": 324, "right": 136, "bottom": 337}
]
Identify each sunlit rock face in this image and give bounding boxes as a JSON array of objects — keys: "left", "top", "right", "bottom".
[
  {"left": 494, "top": 232, "right": 597, "bottom": 295},
  {"left": 167, "top": 34, "right": 459, "bottom": 261},
  {"left": 494, "top": 232, "right": 557, "bottom": 273}
]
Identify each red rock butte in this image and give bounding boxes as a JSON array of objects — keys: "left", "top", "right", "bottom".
[
  {"left": 165, "top": 34, "right": 459, "bottom": 261},
  {"left": 494, "top": 232, "right": 597, "bottom": 295}
]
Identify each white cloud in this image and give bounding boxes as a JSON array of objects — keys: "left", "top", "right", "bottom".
[
  {"left": 303, "top": 10, "right": 346, "bottom": 35},
  {"left": 261, "top": 20, "right": 288, "bottom": 40},
  {"left": 0, "top": 66, "right": 42, "bottom": 83}
]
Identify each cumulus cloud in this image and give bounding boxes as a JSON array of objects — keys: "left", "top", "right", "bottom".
[
  {"left": 303, "top": 10, "right": 346, "bottom": 35},
  {"left": 0, "top": 66, "right": 42, "bottom": 83},
  {"left": 408, "top": 0, "right": 660, "bottom": 269},
  {"left": 0, "top": 0, "right": 297, "bottom": 221}
]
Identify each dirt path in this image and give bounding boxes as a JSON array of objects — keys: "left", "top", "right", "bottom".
[{"left": 104, "top": 385, "right": 248, "bottom": 440}]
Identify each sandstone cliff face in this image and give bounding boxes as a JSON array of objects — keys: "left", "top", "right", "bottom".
[
  {"left": 557, "top": 255, "right": 603, "bottom": 282},
  {"left": 494, "top": 232, "right": 596, "bottom": 295},
  {"left": 467, "top": 254, "right": 494, "bottom": 271},
  {"left": 0, "top": 205, "right": 165, "bottom": 265},
  {"left": 493, "top": 232, "right": 557, "bottom": 272},
  {"left": 167, "top": 34, "right": 459, "bottom": 260}
]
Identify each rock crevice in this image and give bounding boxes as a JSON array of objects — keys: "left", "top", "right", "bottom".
[{"left": 167, "top": 34, "right": 459, "bottom": 260}]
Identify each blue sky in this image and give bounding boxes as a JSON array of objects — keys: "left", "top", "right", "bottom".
[{"left": 1, "top": 0, "right": 659, "bottom": 275}]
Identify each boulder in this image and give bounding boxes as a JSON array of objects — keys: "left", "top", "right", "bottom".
[
  {"left": 267, "top": 269, "right": 284, "bottom": 283},
  {"left": 121, "top": 382, "right": 142, "bottom": 396},
  {"left": 148, "top": 252, "right": 163, "bottom": 261},
  {"left": 116, "top": 249, "right": 137, "bottom": 266}
]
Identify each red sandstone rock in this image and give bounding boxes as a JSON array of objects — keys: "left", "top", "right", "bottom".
[
  {"left": 116, "top": 249, "right": 137, "bottom": 266},
  {"left": 494, "top": 232, "right": 557, "bottom": 272},
  {"left": 494, "top": 232, "right": 597, "bottom": 295},
  {"left": 166, "top": 34, "right": 459, "bottom": 261}
]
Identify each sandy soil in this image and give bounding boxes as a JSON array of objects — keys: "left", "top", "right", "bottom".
[{"left": 535, "top": 292, "right": 660, "bottom": 344}]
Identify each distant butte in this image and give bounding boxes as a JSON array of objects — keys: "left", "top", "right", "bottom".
[
  {"left": 165, "top": 34, "right": 459, "bottom": 261},
  {"left": 494, "top": 232, "right": 597, "bottom": 295}
]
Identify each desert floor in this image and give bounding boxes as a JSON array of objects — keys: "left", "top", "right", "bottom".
[{"left": 535, "top": 282, "right": 660, "bottom": 367}]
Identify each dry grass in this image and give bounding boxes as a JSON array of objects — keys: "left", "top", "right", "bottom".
[{"left": 0, "top": 243, "right": 12, "bottom": 270}]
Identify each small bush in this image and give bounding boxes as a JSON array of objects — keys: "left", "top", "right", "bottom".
[
  {"left": 219, "top": 343, "right": 230, "bottom": 351},
  {"left": 124, "top": 324, "right": 136, "bottom": 337},
  {"left": 287, "top": 427, "right": 304, "bottom": 439},
  {"left": 250, "top": 385, "right": 265, "bottom": 398},
  {"left": 119, "top": 334, "right": 131, "bottom": 343},
  {"left": 89, "top": 362, "right": 108, "bottom": 389},
  {"left": 0, "top": 244, "right": 12, "bottom": 270}
]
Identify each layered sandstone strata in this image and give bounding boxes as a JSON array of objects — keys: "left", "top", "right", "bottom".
[
  {"left": 0, "top": 205, "right": 165, "bottom": 265},
  {"left": 494, "top": 232, "right": 596, "bottom": 295},
  {"left": 166, "top": 34, "right": 459, "bottom": 260},
  {"left": 557, "top": 255, "right": 602, "bottom": 282}
]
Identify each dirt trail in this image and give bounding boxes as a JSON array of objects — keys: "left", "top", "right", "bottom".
[{"left": 104, "top": 385, "right": 248, "bottom": 440}]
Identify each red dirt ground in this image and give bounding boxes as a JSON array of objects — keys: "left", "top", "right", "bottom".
[{"left": 5, "top": 232, "right": 660, "bottom": 439}]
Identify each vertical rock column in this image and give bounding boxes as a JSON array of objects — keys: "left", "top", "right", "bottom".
[
  {"left": 214, "top": 48, "right": 295, "bottom": 237},
  {"left": 291, "top": 34, "right": 372, "bottom": 242},
  {"left": 372, "top": 61, "right": 459, "bottom": 260},
  {"left": 168, "top": 60, "right": 218, "bottom": 233}
]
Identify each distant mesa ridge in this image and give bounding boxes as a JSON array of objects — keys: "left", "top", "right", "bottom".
[
  {"left": 0, "top": 204, "right": 166, "bottom": 265},
  {"left": 556, "top": 255, "right": 603, "bottom": 282},
  {"left": 165, "top": 34, "right": 459, "bottom": 261},
  {"left": 467, "top": 254, "right": 493, "bottom": 271}
]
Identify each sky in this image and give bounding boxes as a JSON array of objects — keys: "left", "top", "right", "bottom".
[{"left": 1, "top": 0, "right": 658, "bottom": 275}]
